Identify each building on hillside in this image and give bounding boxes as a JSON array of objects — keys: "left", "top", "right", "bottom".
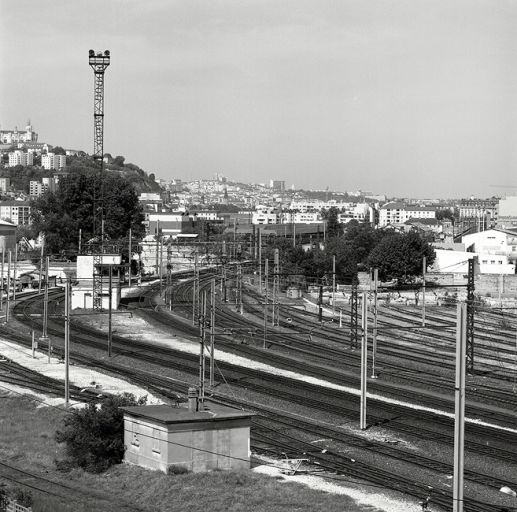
[
  {"left": 0, "top": 121, "right": 38, "bottom": 145},
  {"left": 270, "top": 180, "right": 285, "bottom": 192},
  {"left": 8, "top": 150, "right": 33, "bottom": 167},
  {"left": 378, "top": 202, "right": 436, "bottom": 227},
  {"left": 0, "top": 201, "right": 31, "bottom": 225},
  {"left": 191, "top": 210, "right": 220, "bottom": 221},
  {"left": 0, "top": 219, "right": 17, "bottom": 251},
  {"left": 0, "top": 178, "right": 10, "bottom": 193},
  {"left": 42, "top": 153, "right": 66, "bottom": 170},
  {"left": 29, "top": 177, "right": 58, "bottom": 197}
]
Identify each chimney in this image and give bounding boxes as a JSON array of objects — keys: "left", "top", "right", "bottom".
[{"left": 188, "top": 387, "right": 199, "bottom": 412}]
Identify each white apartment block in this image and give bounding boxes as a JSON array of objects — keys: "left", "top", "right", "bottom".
[
  {"left": 379, "top": 202, "right": 436, "bottom": 227},
  {"left": 252, "top": 209, "right": 279, "bottom": 225},
  {"left": 29, "top": 181, "right": 44, "bottom": 196},
  {"left": 0, "top": 201, "right": 31, "bottom": 225},
  {"left": 281, "top": 211, "right": 321, "bottom": 224},
  {"left": 8, "top": 150, "right": 33, "bottom": 167},
  {"left": 0, "top": 178, "right": 10, "bottom": 193},
  {"left": 42, "top": 153, "right": 66, "bottom": 170}
]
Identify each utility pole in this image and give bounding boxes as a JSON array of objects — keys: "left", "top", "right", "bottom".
[
  {"left": 13, "top": 246, "right": 17, "bottom": 303},
  {"left": 64, "top": 278, "right": 70, "bottom": 406},
  {"left": 466, "top": 258, "right": 475, "bottom": 373},
  {"left": 0, "top": 249, "right": 4, "bottom": 313},
  {"left": 264, "top": 258, "right": 269, "bottom": 348},
  {"left": 237, "top": 264, "right": 243, "bottom": 315},
  {"left": 155, "top": 220, "right": 160, "bottom": 277},
  {"left": 360, "top": 292, "right": 368, "bottom": 430},
  {"left": 78, "top": 229, "right": 82, "bottom": 255},
  {"left": 453, "top": 302, "right": 467, "bottom": 512},
  {"left": 5, "top": 251, "right": 11, "bottom": 323},
  {"left": 41, "top": 256, "right": 49, "bottom": 360},
  {"left": 166, "top": 243, "right": 173, "bottom": 310},
  {"left": 198, "top": 291, "right": 207, "bottom": 404},
  {"left": 273, "top": 248, "right": 279, "bottom": 326},
  {"left": 350, "top": 277, "right": 359, "bottom": 349},
  {"left": 128, "top": 228, "right": 132, "bottom": 287},
  {"left": 209, "top": 279, "right": 216, "bottom": 386},
  {"left": 258, "top": 228, "right": 262, "bottom": 294},
  {"left": 422, "top": 256, "right": 426, "bottom": 327},
  {"left": 332, "top": 255, "right": 336, "bottom": 317},
  {"left": 371, "top": 268, "right": 378, "bottom": 379},
  {"left": 318, "top": 285, "right": 323, "bottom": 323},
  {"left": 159, "top": 235, "right": 164, "bottom": 297},
  {"left": 108, "top": 265, "right": 113, "bottom": 357}
]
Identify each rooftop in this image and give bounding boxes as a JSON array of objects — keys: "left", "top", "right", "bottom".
[{"left": 121, "top": 404, "right": 254, "bottom": 425}]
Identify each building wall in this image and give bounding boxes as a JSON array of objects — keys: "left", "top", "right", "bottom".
[{"left": 123, "top": 416, "right": 251, "bottom": 474}]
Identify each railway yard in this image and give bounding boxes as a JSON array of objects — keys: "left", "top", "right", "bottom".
[{"left": 1, "top": 267, "right": 517, "bottom": 512}]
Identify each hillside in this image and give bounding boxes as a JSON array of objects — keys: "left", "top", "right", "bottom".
[{"left": 0, "top": 154, "right": 162, "bottom": 196}]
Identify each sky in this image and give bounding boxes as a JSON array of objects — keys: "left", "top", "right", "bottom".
[{"left": 1, "top": 0, "right": 517, "bottom": 198}]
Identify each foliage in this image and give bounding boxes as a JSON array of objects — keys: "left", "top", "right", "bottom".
[
  {"left": 367, "top": 230, "right": 436, "bottom": 282},
  {"left": 321, "top": 207, "right": 343, "bottom": 238},
  {"left": 436, "top": 208, "right": 455, "bottom": 222},
  {"left": 0, "top": 487, "right": 7, "bottom": 512},
  {"left": 0, "top": 165, "right": 53, "bottom": 193},
  {"left": 52, "top": 146, "right": 66, "bottom": 155},
  {"left": 55, "top": 393, "right": 146, "bottom": 473},
  {"left": 31, "top": 170, "right": 145, "bottom": 253},
  {"left": 13, "top": 488, "right": 33, "bottom": 508}
]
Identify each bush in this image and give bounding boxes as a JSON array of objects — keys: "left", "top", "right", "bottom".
[
  {"left": 55, "top": 393, "right": 146, "bottom": 473},
  {"left": 13, "top": 488, "right": 33, "bottom": 508},
  {"left": 167, "top": 464, "right": 190, "bottom": 475},
  {"left": 0, "top": 488, "right": 7, "bottom": 512}
]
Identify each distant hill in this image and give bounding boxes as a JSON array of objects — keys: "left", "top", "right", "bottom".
[{"left": 0, "top": 154, "right": 163, "bottom": 195}]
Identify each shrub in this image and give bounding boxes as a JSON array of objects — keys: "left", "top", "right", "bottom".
[
  {"left": 0, "top": 488, "right": 7, "bottom": 512},
  {"left": 13, "top": 488, "right": 33, "bottom": 508},
  {"left": 167, "top": 464, "right": 190, "bottom": 475},
  {"left": 55, "top": 393, "right": 146, "bottom": 473}
]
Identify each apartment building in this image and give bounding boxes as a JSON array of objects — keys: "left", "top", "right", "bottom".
[
  {"left": 42, "top": 152, "right": 66, "bottom": 170},
  {"left": 8, "top": 150, "right": 33, "bottom": 167},
  {"left": 0, "top": 201, "right": 31, "bottom": 225},
  {"left": 378, "top": 202, "right": 436, "bottom": 227}
]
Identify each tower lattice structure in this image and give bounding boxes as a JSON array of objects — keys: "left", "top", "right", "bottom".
[{"left": 88, "top": 49, "right": 110, "bottom": 311}]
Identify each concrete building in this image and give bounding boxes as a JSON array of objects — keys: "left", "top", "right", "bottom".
[
  {"left": 0, "top": 178, "right": 10, "bottom": 193},
  {"left": 497, "top": 197, "right": 517, "bottom": 229},
  {"left": 148, "top": 212, "right": 192, "bottom": 237},
  {"left": 122, "top": 400, "right": 253, "bottom": 474},
  {"left": 42, "top": 152, "right": 66, "bottom": 170},
  {"left": 378, "top": 202, "right": 436, "bottom": 227},
  {"left": 0, "top": 201, "right": 31, "bottom": 225},
  {"left": 8, "top": 150, "right": 33, "bottom": 167},
  {"left": 462, "top": 228, "right": 517, "bottom": 263},
  {"left": 0, "top": 220, "right": 17, "bottom": 251},
  {"left": 71, "top": 254, "right": 122, "bottom": 310},
  {"left": 252, "top": 208, "right": 279, "bottom": 225}
]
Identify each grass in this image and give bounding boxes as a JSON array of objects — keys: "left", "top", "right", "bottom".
[{"left": 0, "top": 392, "right": 380, "bottom": 512}]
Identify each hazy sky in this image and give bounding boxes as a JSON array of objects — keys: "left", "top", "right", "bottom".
[{"left": 2, "top": 0, "right": 517, "bottom": 198}]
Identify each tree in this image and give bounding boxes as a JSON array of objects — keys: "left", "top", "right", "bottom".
[
  {"left": 113, "top": 155, "right": 125, "bottom": 167},
  {"left": 367, "top": 230, "right": 435, "bottom": 282},
  {"left": 0, "top": 487, "right": 7, "bottom": 512},
  {"left": 52, "top": 146, "right": 66, "bottom": 155},
  {"left": 321, "top": 207, "right": 343, "bottom": 238},
  {"left": 31, "top": 170, "right": 145, "bottom": 253},
  {"left": 55, "top": 393, "right": 146, "bottom": 473}
]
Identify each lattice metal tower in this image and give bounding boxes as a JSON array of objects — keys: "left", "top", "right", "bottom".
[{"left": 88, "top": 49, "right": 110, "bottom": 311}]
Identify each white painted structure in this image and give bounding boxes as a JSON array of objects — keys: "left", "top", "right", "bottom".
[
  {"left": 8, "top": 150, "right": 33, "bottom": 167},
  {"left": 42, "top": 153, "right": 66, "bottom": 170},
  {"left": 71, "top": 254, "right": 122, "bottom": 310},
  {"left": 378, "top": 202, "right": 436, "bottom": 227},
  {"left": 462, "top": 229, "right": 517, "bottom": 263}
]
